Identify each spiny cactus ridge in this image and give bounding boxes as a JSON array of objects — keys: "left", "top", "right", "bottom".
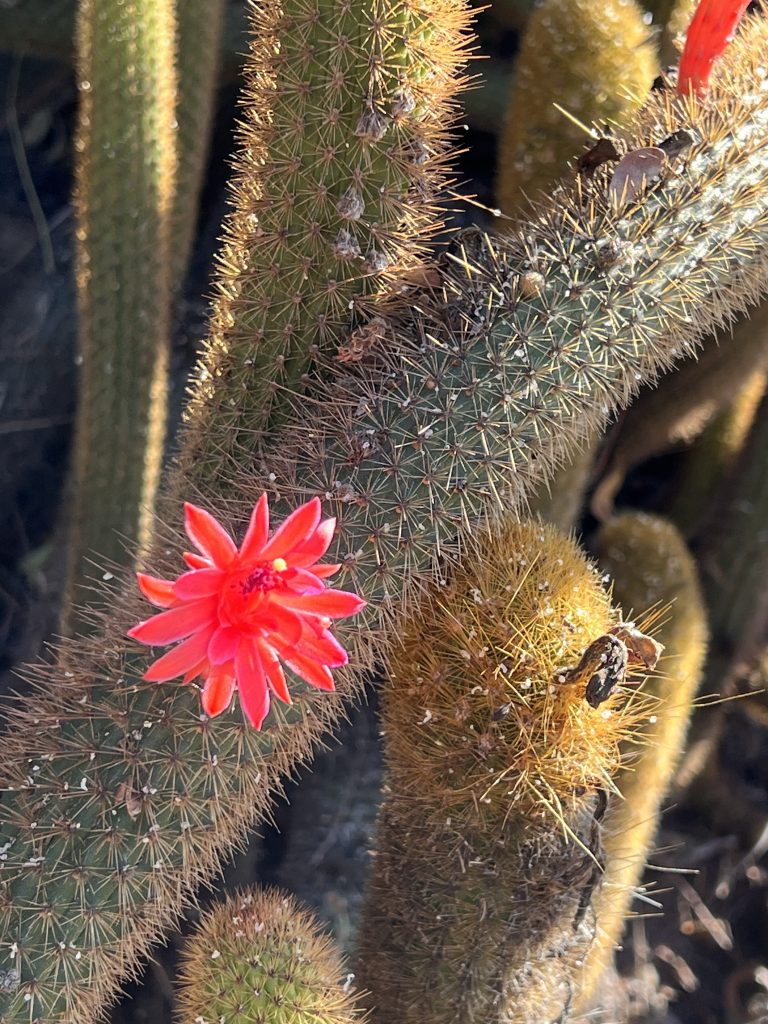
[
  {"left": 176, "top": 888, "right": 363, "bottom": 1024},
  {"left": 181, "top": 0, "right": 475, "bottom": 479},
  {"left": 67, "top": 0, "right": 177, "bottom": 611},
  {"left": 3, "top": 11, "right": 768, "bottom": 1022},
  {"left": 357, "top": 519, "right": 659, "bottom": 1024},
  {"left": 576, "top": 512, "right": 707, "bottom": 1010},
  {"left": 496, "top": 0, "right": 658, "bottom": 217}
]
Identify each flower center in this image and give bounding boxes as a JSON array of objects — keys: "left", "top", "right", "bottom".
[{"left": 219, "top": 558, "right": 288, "bottom": 628}]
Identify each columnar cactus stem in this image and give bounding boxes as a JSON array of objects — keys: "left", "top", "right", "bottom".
[
  {"left": 66, "top": 0, "right": 177, "bottom": 609},
  {"left": 575, "top": 512, "right": 707, "bottom": 1009},
  {"left": 3, "top": 12, "right": 768, "bottom": 1022},
  {"left": 180, "top": 0, "right": 474, "bottom": 480},
  {"left": 496, "top": 0, "right": 657, "bottom": 217},
  {"left": 176, "top": 889, "right": 363, "bottom": 1024},
  {"left": 356, "top": 520, "right": 657, "bottom": 1024}
]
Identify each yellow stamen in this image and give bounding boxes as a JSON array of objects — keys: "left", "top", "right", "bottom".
[{"left": 272, "top": 558, "right": 287, "bottom": 572}]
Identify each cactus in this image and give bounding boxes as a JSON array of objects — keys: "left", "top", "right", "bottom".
[
  {"left": 176, "top": 888, "right": 363, "bottom": 1024},
  {"left": 180, "top": 0, "right": 474, "bottom": 479},
  {"left": 356, "top": 519, "right": 658, "bottom": 1024},
  {"left": 66, "top": 0, "right": 177, "bottom": 611},
  {"left": 496, "top": 0, "right": 657, "bottom": 218},
  {"left": 3, "top": 10, "right": 768, "bottom": 1022},
  {"left": 575, "top": 512, "right": 707, "bottom": 1009},
  {"left": 591, "top": 302, "right": 768, "bottom": 520},
  {"left": 670, "top": 361, "right": 767, "bottom": 534}
]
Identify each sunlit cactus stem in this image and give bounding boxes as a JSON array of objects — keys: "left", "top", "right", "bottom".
[
  {"left": 496, "top": 0, "right": 657, "bottom": 217},
  {"left": 576, "top": 512, "right": 707, "bottom": 1012},
  {"left": 357, "top": 520, "right": 658, "bottom": 1024},
  {"left": 66, "top": 0, "right": 177, "bottom": 615},
  {"left": 176, "top": 888, "right": 364, "bottom": 1024}
]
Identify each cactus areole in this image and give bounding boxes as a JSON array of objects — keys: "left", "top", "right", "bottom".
[{"left": 128, "top": 496, "right": 366, "bottom": 728}]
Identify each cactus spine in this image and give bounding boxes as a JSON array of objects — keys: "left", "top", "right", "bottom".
[
  {"left": 496, "top": 0, "right": 657, "bottom": 217},
  {"left": 357, "top": 519, "right": 657, "bottom": 1024},
  {"left": 176, "top": 889, "right": 363, "bottom": 1024},
  {"left": 67, "top": 0, "right": 177, "bottom": 607},
  {"left": 576, "top": 513, "right": 707, "bottom": 1009},
  {"left": 3, "top": 12, "right": 768, "bottom": 1022}
]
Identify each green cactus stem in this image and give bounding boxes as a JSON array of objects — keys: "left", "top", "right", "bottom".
[
  {"left": 66, "top": 0, "right": 177, "bottom": 612},
  {"left": 528, "top": 437, "right": 597, "bottom": 531},
  {"left": 356, "top": 520, "right": 657, "bottom": 1024},
  {"left": 496, "top": 0, "right": 657, "bottom": 218},
  {"left": 575, "top": 512, "right": 707, "bottom": 1009},
  {"left": 670, "top": 361, "right": 767, "bottom": 535},
  {"left": 176, "top": 888, "right": 363, "bottom": 1024},
  {"left": 591, "top": 302, "right": 768, "bottom": 521},
  {"left": 180, "top": 0, "right": 474, "bottom": 480},
  {"left": 3, "top": 12, "right": 768, "bottom": 1022}
]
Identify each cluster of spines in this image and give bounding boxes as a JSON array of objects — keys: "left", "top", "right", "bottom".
[
  {"left": 66, "top": 0, "right": 177, "bottom": 614},
  {"left": 575, "top": 512, "right": 707, "bottom": 1011},
  {"left": 356, "top": 519, "right": 658, "bottom": 1024},
  {"left": 176, "top": 888, "right": 363, "bottom": 1024},
  {"left": 3, "top": 11, "right": 768, "bottom": 1021},
  {"left": 496, "top": 0, "right": 657, "bottom": 218}
]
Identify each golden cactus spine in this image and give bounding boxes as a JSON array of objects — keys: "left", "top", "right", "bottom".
[
  {"left": 496, "top": 0, "right": 657, "bottom": 217},
  {"left": 575, "top": 512, "right": 707, "bottom": 1009},
  {"left": 357, "top": 520, "right": 658, "bottom": 1024},
  {"left": 176, "top": 889, "right": 363, "bottom": 1024},
  {"left": 67, "top": 0, "right": 177, "bottom": 609}
]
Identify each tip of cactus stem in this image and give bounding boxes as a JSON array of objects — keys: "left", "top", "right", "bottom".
[{"left": 383, "top": 519, "right": 663, "bottom": 834}]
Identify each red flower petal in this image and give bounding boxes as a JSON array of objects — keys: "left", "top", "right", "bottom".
[
  {"left": 127, "top": 597, "right": 217, "bottom": 645},
  {"left": 182, "top": 659, "right": 209, "bottom": 684},
  {"left": 184, "top": 503, "right": 238, "bottom": 569},
  {"left": 273, "top": 589, "right": 366, "bottom": 618},
  {"left": 208, "top": 626, "right": 240, "bottom": 665},
  {"left": 136, "top": 572, "right": 176, "bottom": 608},
  {"left": 296, "top": 627, "right": 348, "bottom": 668},
  {"left": 310, "top": 563, "right": 342, "bottom": 579},
  {"left": 235, "top": 640, "right": 271, "bottom": 729},
  {"left": 289, "top": 517, "right": 336, "bottom": 567},
  {"left": 259, "top": 497, "right": 321, "bottom": 561},
  {"left": 256, "top": 638, "right": 291, "bottom": 704},
  {"left": 143, "top": 625, "right": 216, "bottom": 682},
  {"left": 286, "top": 568, "right": 325, "bottom": 594},
  {"left": 202, "top": 666, "right": 236, "bottom": 717},
  {"left": 173, "top": 567, "right": 225, "bottom": 601},
  {"left": 183, "top": 552, "right": 212, "bottom": 570},
  {"left": 239, "top": 493, "right": 270, "bottom": 561},
  {"left": 678, "top": 0, "right": 749, "bottom": 97},
  {"left": 261, "top": 602, "right": 304, "bottom": 647},
  {"left": 286, "top": 653, "right": 336, "bottom": 692}
]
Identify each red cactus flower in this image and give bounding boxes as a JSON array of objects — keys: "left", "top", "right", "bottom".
[
  {"left": 677, "top": 0, "right": 750, "bottom": 97},
  {"left": 127, "top": 495, "right": 365, "bottom": 729}
]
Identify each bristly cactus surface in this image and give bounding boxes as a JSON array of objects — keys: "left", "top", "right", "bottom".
[
  {"left": 67, "top": 0, "right": 177, "bottom": 609},
  {"left": 181, "top": 0, "right": 474, "bottom": 479},
  {"left": 576, "top": 512, "right": 707, "bottom": 1012},
  {"left": 176, "top": 889, "right": 363, "bottom": 1024},
  {"left": 3, "top": 11, "right": 768, "bottom": 1024},
  {"left": 357, "top": 519, "right": 658, "bottom": 1024},
  {"left": 496, "top": 0, "right": 657, "bottom": 217}
]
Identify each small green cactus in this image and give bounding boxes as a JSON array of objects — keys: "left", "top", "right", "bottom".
[
  {"left": 496, "top": 0, "right": 657, "bottom": 217},
  {"left": 576, "top": 512, "right": 707, "bottom": 1008},
  {"left": 176, "top": 889, "right": 363, "bottom": 1024},
  {"left": 357, "top": 519, "right": 658, "bottom": 1024}
]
